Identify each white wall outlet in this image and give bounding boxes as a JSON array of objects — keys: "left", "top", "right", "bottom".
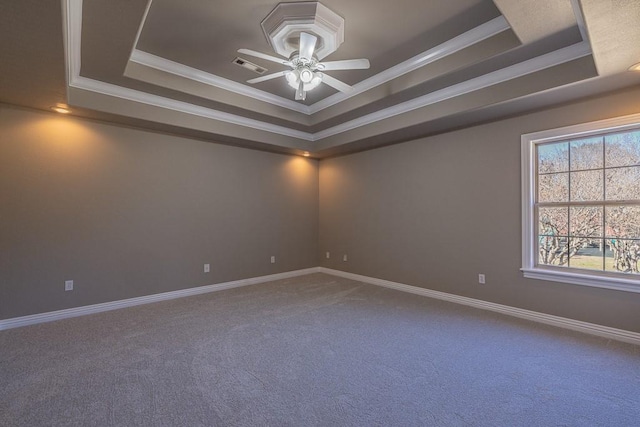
[
  {"left": 326, "top": 251, "right": 330, "bottom": 259},
  {"left": 64, "top": 280, "right": 74, "bottom": 291},
  {"left": 478, "top": 274, "right": 486, "bottom": 284},
  {"left": 270, "top": 256, "right": 276, "bottom": 264},
  {"left": 204, "top": 263, "right": 210, "bottom": 273},
  {"left": 343, "top": 254, "right": 348, "bottom": 262}
]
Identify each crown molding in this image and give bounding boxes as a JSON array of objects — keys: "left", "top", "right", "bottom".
[
  {"left": 308, "top": 16, "right": 511, "bottom": 113},
  {"left": 129, "top": 9, "right": 510, "bottom": 114},
  {"left": 313, "top": 41, "right": 593, "bottom": 140},
  {"left": 129, "top": 50, "right": 310, "bottom": 114},
  {"left": 130, "top": 0, "right": 153, "bottom": 59},
  {"left": 62, "top": 0, "right": 82, "bottom": 88},
  {"left": 569, "top": 0, "right": 589, "bottom": 43},
  {"left": 69, "top": 75, "right": 315, "bottom": 141},
  {"left": 64, "top": 0, "right": 593, "bottom": 148},
  {"left": 63, "top": 0, "right": 313, "bottom": 141}
]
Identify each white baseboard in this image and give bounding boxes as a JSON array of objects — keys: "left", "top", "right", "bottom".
[
  {"left": 319, "top": 267, "right": 640, "bottom": 346},
  {"left": 3, "top": 266, "right": 639, "bottom": 347},
  {"left": 0, "top": 267, "right": 321, "bottom": 331}
]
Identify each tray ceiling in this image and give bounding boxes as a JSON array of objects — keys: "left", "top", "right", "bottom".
[{"left": 2, "top": 0, "right": 640, "bottom": 157}]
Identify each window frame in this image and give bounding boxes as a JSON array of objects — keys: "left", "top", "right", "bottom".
[{"left": 521, "top": 113, "right": 640, "bottom": 294}]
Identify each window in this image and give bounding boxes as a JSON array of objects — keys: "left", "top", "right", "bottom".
[{"left": 522, "top": 113, "right": 640, "bottom": 293}]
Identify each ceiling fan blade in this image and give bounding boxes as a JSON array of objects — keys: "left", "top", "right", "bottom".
[
  {"left": 238, "top": 49, "right": 289, "bottom": 65},
  {"left": 299, "top": 32, "right": 317, "bottom": 61},
  {"left": 295, "top": 80, "right": 306, "bottom": 101},
  {"left": 247, "top": 71, "right": 288, "bottom": 84},
  {"left": 317, "top": 58, "right": 370, "bottom": 71},
  {"left": 320, "top": 73, "right": 353, "bottom": 93}
]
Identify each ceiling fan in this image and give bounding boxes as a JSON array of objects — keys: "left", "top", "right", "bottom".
[{"left": 238, "top": 32, "right": 370, "bottom": 101}]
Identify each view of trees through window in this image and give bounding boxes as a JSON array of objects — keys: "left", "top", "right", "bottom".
[{"left": 536, "top": 130, "right": 640, "bottom": 275}]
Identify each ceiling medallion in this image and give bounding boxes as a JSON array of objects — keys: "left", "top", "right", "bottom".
[{"left": 260, "top": 1, "right": 344, "bottom": 61}]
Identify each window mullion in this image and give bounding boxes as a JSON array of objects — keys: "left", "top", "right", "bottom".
[
  {"left": 602, "top": 136, "right": 606, "bottom": 270},
  {"left": 538, "top": 200, "right": 640, "bottom": 207},
  {"left": 568, "top": 141, "right": 572, "bottom": 268}
]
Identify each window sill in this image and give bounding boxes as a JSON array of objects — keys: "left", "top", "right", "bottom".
[{"left": 521, "top": 268, "right": 640, "bottom": 294}]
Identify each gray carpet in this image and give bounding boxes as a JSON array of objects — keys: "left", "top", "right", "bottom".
[{"left": 1, "top": 273, "right": 639, "bottom": 426}]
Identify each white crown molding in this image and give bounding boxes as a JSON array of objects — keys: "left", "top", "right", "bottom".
[
  {"left": 308, "top": 16, "right": 511, "bottom": 114},
  {"left": 128, "top": 15, "right": 510, "bottom": 115},
  {"left": 129, "top": 0, "right": 309, "bottom": 113},
  {"left": 569, "top": 0, "right": 589, "bottom": 43},
  {"left": 70, "top": 75, "right": 315, "bottom": 141},
  {"left": 0, "top": 267, "right": 321, "bottom": 331},
  {"left": 313, "top": 41, "right": 593, "bottom": 140},
  {"left": 129, "top": 50, "right": 310, "bottom": 114},
  {"left": 130, "top": 0, "right": 153, "bottom": 59},
  {"left": 64, "top": 0, "right": 593, "bottom": 147},
  {"left": 62, "top": 0, "right": 82, "bottom": 88},
  {"left": 64, "top": 1, "right": 312, "bottom": 141},
  {"left": 318, "top": 268, "right": 640, "bottom": 346}
]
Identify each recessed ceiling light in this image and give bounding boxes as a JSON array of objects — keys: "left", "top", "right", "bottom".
[
  {"left": 628, "top": 62, "right": 640, "bottom": 72},
  {"left": 303, "top": 151, "right": 310, "bottom": 157},
  {"left": 50, "top": 104, "right": 71, "bottom": 114}
]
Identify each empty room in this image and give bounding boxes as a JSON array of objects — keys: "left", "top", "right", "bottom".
[{"left": 2, "top": 0, "right": 640, "bottom": 425}]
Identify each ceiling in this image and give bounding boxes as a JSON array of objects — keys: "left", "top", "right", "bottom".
[{"left": 1, "top": 0, "right": 640, "bottom": 158}]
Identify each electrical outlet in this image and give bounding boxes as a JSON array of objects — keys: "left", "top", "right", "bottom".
[
  {"left": 270, "top": 256, "right": 276, "bottom": 264},
  {"left": 326, "top": 252, "right": 330, "bottom": 259},
  {"left": 65, "top": 280, "right": 74, "bottom": 291},
  {"left": 478, "top": 274, "right": 485, "bottom": 284},
  {"left": 343, "top": 254, "right": 348, "bottom": 262},
  {"left": 204, "top": 264, "right": 210, "bottom": 273}
]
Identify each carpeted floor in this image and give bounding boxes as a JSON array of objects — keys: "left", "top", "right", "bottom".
[{"left": 1, "top": 273, "right": 639, "bottom": 426}]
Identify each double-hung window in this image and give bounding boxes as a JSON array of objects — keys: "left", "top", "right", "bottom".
[{"left": 522, "top": 114, "right": 640, "bottom": 293}]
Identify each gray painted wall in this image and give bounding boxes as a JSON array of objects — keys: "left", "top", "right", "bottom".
[
  {"left": 0, "top": 106, "right": 319, "bottom": 319},
  {"left": 3, "top": 87, "right": 640, "bottom": 332},
  {"left": 319, "top": 87, "right": 640, "bottom": 333}
]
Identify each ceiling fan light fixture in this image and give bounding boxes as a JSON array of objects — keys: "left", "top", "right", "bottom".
[
  {"left": 286, "top": 69, "right": 299, "bottom": 88},
  {"left": 286, "top": 69, "right": 322, "bottom": 92},
  {"left": 240, "top": 3, "right": 369, "bottom": 101},
  {"left": 308, "top": 74, "right": 323, "bottom": 90},
  {"left": 300, "top": 68, "right": 314, "bottom": 83}
]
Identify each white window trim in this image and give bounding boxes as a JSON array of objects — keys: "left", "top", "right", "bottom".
[{"left": 521, "top": 112, "right": 640, "bottom": 294}]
